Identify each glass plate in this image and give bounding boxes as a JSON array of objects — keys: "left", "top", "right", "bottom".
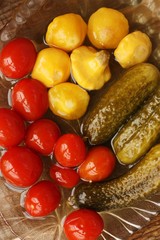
[{"left": 0, "top": 0, "right": 160, "bottom": 239}]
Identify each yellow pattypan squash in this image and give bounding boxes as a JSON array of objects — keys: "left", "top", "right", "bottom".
[
  {"left": 46, "top": 13, "right": 87, "bottom": 52},
  {"left": 114, "top": 31, "right": 152, "bottom": 68},
  {"left": 71, "top": 46, "right": 111, "bottom": 90},
  {"left": 31, "top": 47, "right": 70, "bottom": 88},
  {"left": 48, "top": 82, "right": 90, "bottom": 120}
]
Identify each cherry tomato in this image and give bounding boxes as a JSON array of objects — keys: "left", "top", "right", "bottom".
[
  {"left": 0, "top": 108, "right": 26, "bottom": 148},
  {"left": 24, "top": 180, "right": 61, "bottom": 217},
  {"left": 1, "top": 146, "right": 43, "bottom": 188},
  {"left": 50, "top": 164, "right": 80, "bottom": 188},
  {"left": 0, "top": 37, "right": 37, "bottom": 79},
  {"left": 11, "top": 78, "right": 49, "bottom": 121},
  {"left": 63, "top": 209, "right": 104, "bottom": 240},
  {"left": 25, "top": 119, "right": 61, "bottom": 156},
  {"left": 78, "top": 146, "right": 116, "bottom": 182},
  {"left": 54, "top": 133, "right": 86, "bottom": 167}
]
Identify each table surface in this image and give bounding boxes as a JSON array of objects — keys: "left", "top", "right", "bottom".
[{"left": 0, "top": 1, "right": 160, "bottom": 239}]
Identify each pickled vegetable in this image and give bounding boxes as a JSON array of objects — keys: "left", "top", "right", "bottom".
[
  {"left": 114, "top": 31, "right": 152, "bottom": 68},
  {"left": 71, "top": 46, "right": 111, "bottom": 90},
  {"left": 87, "top": 7, "right": 129, "bottom": 49},
  {"left": 70, "top": 144, "right": 160, "bottom": 211},
  {"left": 46, "top": 13, "right": 87, "bottom": 52},
  {"left": 112, "top": 87, "right": 160, "bottom": 165},
  {"left": 48, "top": 82, "right": 90, "bottom": 120},
  {"left": 82, "top": 63, "right": 160, "bottom": 145},
  {"left": 31, "top": 47, "right": 70, "bottom": 88}
]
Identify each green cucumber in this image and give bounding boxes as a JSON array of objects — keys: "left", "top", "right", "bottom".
[
  {"left": 112, "top": 87, "right": 160, "bottom": 164},
  {"left": 81, "top": 63, "right": 160, "bottom": 145},
  {"left": 70, "top": 144, "right": 160, "bottom": 211}
]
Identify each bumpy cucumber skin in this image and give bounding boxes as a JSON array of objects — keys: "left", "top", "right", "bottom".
[
  {"left": 71, "top": 144, "right": 160, "bottom": 211},
  {"left": 82, "top": 63, "right": 160, "bottom": 145},
  {"left": 112, "top": 87, "right": 160, "bottom": 165}
]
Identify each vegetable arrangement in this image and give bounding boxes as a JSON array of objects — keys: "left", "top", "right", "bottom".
[
  {"left": 72, "top": 144, "right": 160, "bottom": 211},
  {"left": 0, "top": 6, "right": 160, "bottom": 240}
]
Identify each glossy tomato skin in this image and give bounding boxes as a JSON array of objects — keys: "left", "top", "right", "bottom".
[
  {"left": 1, "top": 146, "right": 43, "bottom": 188},
  {"left": 24, "top": 180, "right": 61, "bottom": 217},
  {"left": 50, "top": 164, "right": 80, "bottom": 188},
  {"left": 0, "top": 38, "right": 37, "bottom": 79},
  {"left": 78, "top": 146, "right": 116, "bottom": 182},
  {"left": 63, "top": 209, "right": 104, "bottom": 240},
  {"left": 54, "top": 133, "right": 86, "bottom": 167},
  {"left": 25, "top": 119, "right": 61, "bottom": 156},
  {"left": 0, "top": 108, "right": 26, "bottom": 148},
  {"left": 12, "top": 78, "right": 48, "bottom": 121}
]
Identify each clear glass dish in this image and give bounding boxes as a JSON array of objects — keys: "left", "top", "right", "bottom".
[{"left": 0, "top": 0, "right": 160, "bottom": 239}]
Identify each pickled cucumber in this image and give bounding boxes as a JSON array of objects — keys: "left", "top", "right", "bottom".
[
  {"left": 82, "top": 63, "right": 160, "bottom": 145},
  {"left": 70, "top": 144, "right": 160, "bottom": 211},
  {"left": 112, "top": 87, "right": 160, "bottom": 165}
]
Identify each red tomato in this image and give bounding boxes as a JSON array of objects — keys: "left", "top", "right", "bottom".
[
  {"left": 54, "top": 133, "right": 86, "bottom": 167},
  {"left": 11, "top": 78, "right": 48, "bottom": 121},
  {"left": 25, "top": 119, "right": 61, "bottom": 156},
  {"left": 24, "top": 180, "right": 61, "bottom": 217},
  {"left": 0, "top": 38, "right": 37, "bottom": 79},
  {"left": 0, "top": 108, "right": 26, "bottom": 148},
  {"left": 1, "top": 146, "right": 43, "bottom": 188},
  {"left": 50, "top": 164, "right": 80, "bottom": 188},
  {"left": 63, "top": 209, "right": 104, "bottom": 240},
  {"left": 78, "top": 146, "right": 116, "bottom": 182}
]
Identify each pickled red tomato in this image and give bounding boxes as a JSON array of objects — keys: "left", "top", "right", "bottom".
[
  {"left": 64, "top": 209, "right": 104, "bottom": 240},
  {"left": 0, "top": 108, "right": 26, "bottom": 148},
  {"left": 50, "top": 164, "right": 80, "bottom": 188},
  {"left": 1, "top": 146, "right": 43, "bottom": 188},
  {"left": 12, "top": 78, "right": 48, "bottom": 121},
  {"left": 78, "top": 146, "right": 116, "bottom": 182},
  {"left": 0, "top": 37, "right": 37, "bottom": 79},
  {"left": 25, "top": 119, "right": 61, "bottom": 156},
  {"left": 24, "top": 180, "right": 61, "bottom": 217},
  {"left": 54, "top": 133, "right": 87, "bottom": 167}
]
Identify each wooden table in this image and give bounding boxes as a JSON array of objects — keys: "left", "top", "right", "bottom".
[{"left": 0, "top": 0, "right": 160, "bottom": 239}]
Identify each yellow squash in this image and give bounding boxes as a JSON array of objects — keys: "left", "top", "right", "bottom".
[
  {"left": 114, "top": 31, "right": 152, "bottom": 68},
  {"left": 46, "top": 13, "right": 87, "bottom": 52},
  {"left": 87, "top": 7, "right": 129, "bottom": 49},
  {"left": 31, "top": 47, "right": 70, "bottom": 88},
  {"left": 71, "top": 46, "right": 111, "bottom": 90},
  {"left": 48, "top": 82, "right": 90, "bottom": 120}
]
